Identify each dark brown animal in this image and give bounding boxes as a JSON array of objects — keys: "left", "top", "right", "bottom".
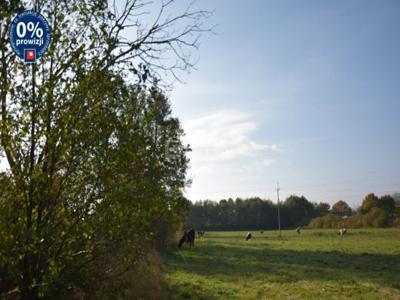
[
  {"left": 178, "top": 230, "right": 188, "bottom": 247},
  {"left": 178, "top": 229, "right": 196, "bottom": 248}
]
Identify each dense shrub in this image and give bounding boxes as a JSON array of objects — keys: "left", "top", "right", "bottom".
[
  {"left": 308, "top": 208, "right": 392, "bottom": 229},
  {"left": 308, "top": 214, "right": 344, "bottom": 229}
]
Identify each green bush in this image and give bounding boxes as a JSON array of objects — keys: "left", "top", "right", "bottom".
[
  {"left": 308, "top": 214, "right": 343, "bottom": 229},
  {"left": 344, "top": 214, "right": 363, "bottom": 228},
  {"left": 308, "top": 208, "right": 392, "bottom": 229}
]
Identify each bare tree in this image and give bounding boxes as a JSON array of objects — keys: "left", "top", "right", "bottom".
[{"left": 105, "top": 0, "right": 213, "bottom": 81}]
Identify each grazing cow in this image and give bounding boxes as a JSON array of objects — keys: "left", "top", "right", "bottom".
[
  {"left": 245, "top": 232, "right": 252, "bottom": 241},
  {"left": 339, "top": 228, "right": 347, "bottom": 236},
  {"left": 178, "top": 229, "right": 196, "bottom": 248},
  {"left": 296, "top": 226, "right": 301, "bottom": 234},
  {"left": 260, "top": 230, "right": 264, "bottom": 234}
]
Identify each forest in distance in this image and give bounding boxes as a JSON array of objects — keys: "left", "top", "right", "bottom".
[{"left": 185, "top": 193, "right": 400, "bottom": 231}]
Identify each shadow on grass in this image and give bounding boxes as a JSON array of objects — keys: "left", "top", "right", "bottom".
[{"left": 166, "top": 243, "right": 400, "bottom": 291}]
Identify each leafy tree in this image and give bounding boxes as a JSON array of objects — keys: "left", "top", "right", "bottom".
[
  {"left": 309, "top": 194, "right": 397, "bottom": 229},
  {"left": 360, "top": 194, "right": 395, "bottom": 218},
  {"left": 315, "top": 202, "right": 330, "bottom": 216},
  {"left": 361, "top": 193, "right": 379, "bottom": 214},
  {"left": 188, "top": 195, "right": 399, "bottom": 230},
  {"left": 362, "top": 207, "right": 389, "bottom": 227},
  {"left": 283, "top": 195, "right": 315, "bottom": 226},
  {"left": 331, "top": 200, "right": 352, "bottom": 217},
  {"left": 0, "top": 0, "right": 208, "bottom": 298},
  {"left": 186, "top": 196, "right": 313, "bottom": 230},
  {"left": 378, "top": 195, "right": 395, "bottom": 217}
]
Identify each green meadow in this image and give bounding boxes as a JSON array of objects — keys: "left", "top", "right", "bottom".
[{"left": 164, "top": 229, "right": 400, "bottom": 299}]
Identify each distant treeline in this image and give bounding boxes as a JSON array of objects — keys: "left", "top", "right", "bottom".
[
  {"left": 309, "top": 193, "right": 400, "bottom": 229},
  {"left": 185, "top": 193, "right": 400, "bottom": 230}
]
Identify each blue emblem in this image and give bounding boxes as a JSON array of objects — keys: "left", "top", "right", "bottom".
[{"left": 9, "top": 11, "right": 51, "bottom": 63}]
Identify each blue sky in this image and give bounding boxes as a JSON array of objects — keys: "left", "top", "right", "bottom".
[
  {"left": 168, "top": 0, "right": 400, "bottom": 207},
  {"left": 4, "top": 1, "right": 398, "bottom": 208}
]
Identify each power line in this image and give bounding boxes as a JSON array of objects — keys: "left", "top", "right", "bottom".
[{"left": 187, "top": 181, "right": 400, "bottom": 194}]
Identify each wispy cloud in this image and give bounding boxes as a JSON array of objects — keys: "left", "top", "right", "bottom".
[
  {"left": 182, "top": 109, "right": 278, "bottom": 175},
  {"left": 262, "top": 159, "right": 275, "bottom": 167}
]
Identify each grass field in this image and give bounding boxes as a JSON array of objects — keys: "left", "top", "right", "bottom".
[{"left": 164, "top": 229, "right": 400, "bottom": 299}]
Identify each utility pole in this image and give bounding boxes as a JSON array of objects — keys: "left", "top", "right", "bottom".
[{"left": 276, "top": 181, "right": 281, "bottom": 237}]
